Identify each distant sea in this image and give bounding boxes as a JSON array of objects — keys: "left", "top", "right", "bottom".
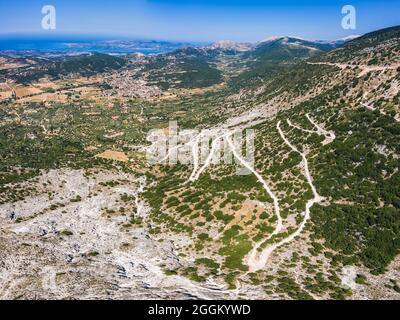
[{"left": 0, "top": 37, "right": 201, "bottom": 56}]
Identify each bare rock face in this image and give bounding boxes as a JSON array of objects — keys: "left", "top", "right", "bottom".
[{"left": 0, "top": 169, "right": 243, "bottom": 300}]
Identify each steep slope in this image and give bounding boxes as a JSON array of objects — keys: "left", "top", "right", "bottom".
[
  {"left": 228, "top": 37, "right": 333, "bottom": 87},
  {"left": 216, "top": 26, "right": 400, "bottom": 123},
  {"left": 314, "top": 26, "right": 400, "bottom": 64},
  {"left": 139, "top": 26, "right": 400, "bottom": 299}
]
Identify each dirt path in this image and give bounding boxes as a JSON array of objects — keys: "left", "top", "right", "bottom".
[
  {"left": 247, "top": 121, "right": 325, "bottom": 269},
  {"left": 225, "top": 134, "right": 283, "bottom": 272},
  {"left": 307, "top": 62, "right": 399, "bottom": 77},
  {"left": 184, "top": 128, "right": 284, "bottom": 272},
  {"left": 183, "top": 114, "right": 336, "bottom": 272},
  {"left": 189, "top": 132, "right": 231, "bottom": 182},
  {"left": 362, "top": 93, "right": 399, "bottom": 122},
  {"left": 361, "top": 101, "right": 399, "bottom": 122},
  {"left": 305, "top": 113, "right": 336, "bottom": 144},
  {"left": 148, "top": 107, "right": 339, "bottom": 275},
  {"left": 242, "top": 117, "right": 335, "bottom": 272},
  {"left": 287, "top": 120, "right": 315, "bottom": 134},
  {"left": 41, "top": 124, "right": 48, "bottom": 134},
  {"left": 307, "top": 62, "right": 349, "bottom": 69},
  {"left": 188, "top": 133, "right": 202, "bottom": 181},
  {"left": 285, "top": 114, "right": 335, "bottom": 145}
]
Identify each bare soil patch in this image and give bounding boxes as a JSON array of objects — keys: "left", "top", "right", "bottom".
[{"left": 96, "top": 150, "right": 129, "bottom": 162}]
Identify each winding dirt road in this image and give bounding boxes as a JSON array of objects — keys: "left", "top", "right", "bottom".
[
  {"left": 307, "top": 62, "right": 399, "bottom": 77},
  {"left": 152, "top": 111, "right": 335, "bottom": 273},
  {"left": 225, "top": 134, "right": 283, "bottom": 271},
  {"left": 243, "top": 116, "right": 335, "bottom": 272}
]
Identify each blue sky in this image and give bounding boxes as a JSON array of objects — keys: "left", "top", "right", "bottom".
[{"left": 0, "top": 0, "right": 399, "bottom": 42}]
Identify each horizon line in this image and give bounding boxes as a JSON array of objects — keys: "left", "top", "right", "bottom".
[{"left": 0, "top": 31, "right": 366, "bottom": 44}]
